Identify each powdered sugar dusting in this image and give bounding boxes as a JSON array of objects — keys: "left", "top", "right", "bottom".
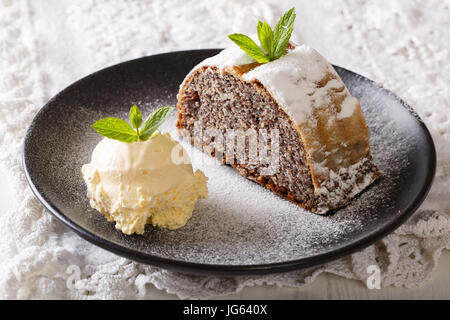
[
  {"left": 337, "top": 96, "right": 359, "bottom": 119},
  {"left": 195, "top": 44, "right": 358, "bottom": 125},
  {"left": 244, "top": 46, "right": 340, "bottom": 123}
]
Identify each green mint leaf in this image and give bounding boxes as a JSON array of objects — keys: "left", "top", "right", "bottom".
[
  {"left": 129, "top": 104, "right": 142, "bottom": 131},
  {"left": 257, "top": 21, "right": 274, "bottom": 60},
  {"left": 227, "top": 8, "right": 296, "bottom": 63},
  {"left": 228, "top": 33, "right": 270, "bottom": 63},
  {"left": 92, "top": 117, "right": 138, "bottom": 143},
  {"left": 273, "top": 26, "right": 293, "bottom": 59},
  {"left": 139, "top": 106, "right": 175, "bottom": 141},
  {"left": 273, "top": 7, "right": 296, "bottom": 59},
  {"left": 273, "top": 7, "right": 296, "bottom": 45}
]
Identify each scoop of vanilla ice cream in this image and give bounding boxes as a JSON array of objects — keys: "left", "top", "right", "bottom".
[{"left": 81, "top": 131, "right": 207, "bottom": 235}]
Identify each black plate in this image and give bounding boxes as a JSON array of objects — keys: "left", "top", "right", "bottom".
[{"left": 23, "top": 49, "right": 436, "bottom": 275}]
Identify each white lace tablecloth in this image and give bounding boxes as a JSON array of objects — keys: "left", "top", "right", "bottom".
[{"left": 0, "top": 0, "right": 449, "bottom": 299}]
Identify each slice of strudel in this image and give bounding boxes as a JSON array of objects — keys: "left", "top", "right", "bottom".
[{"left": 176, "top": 43, "right": 380, "bottom": 214}]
